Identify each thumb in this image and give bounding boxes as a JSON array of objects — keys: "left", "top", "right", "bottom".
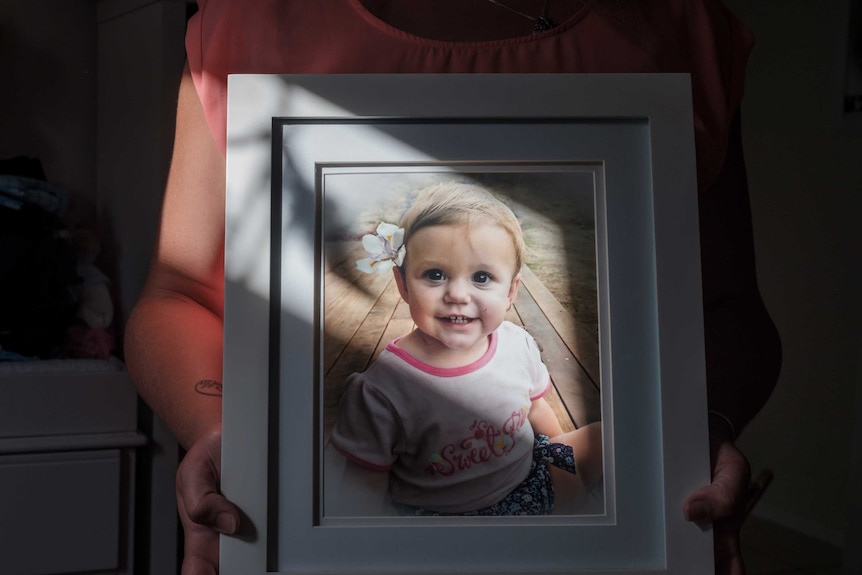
[
  {"left": 684, "top": 442, "right": 750, "bottom": 523},
  {"left": 176, "top": 427, "right": 240, "bottom": 534},
  {"left": 684, "top": 484, "right": 733, "bottom": 524},
  {"left": 180, "top": 488, "right": 240, "bottom": 535}
]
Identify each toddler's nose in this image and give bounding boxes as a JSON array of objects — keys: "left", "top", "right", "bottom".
[{"left": 444, "top": 278, "right": 470, "bottom": 303}]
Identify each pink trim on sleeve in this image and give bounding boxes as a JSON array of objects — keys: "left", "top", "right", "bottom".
[
  {"left": 331, "top": 442, "right": 392, "bottom": 472},
  {"left": 530, "top": 378, "right": 552, "bottom": 401}
]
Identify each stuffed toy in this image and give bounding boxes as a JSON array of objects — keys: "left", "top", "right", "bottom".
[
  {"left": 62, "top": 228, "right": 116, "bottom": 359},
  {"left": 70, "top": 229, "right": 114, "bottom": 329}
]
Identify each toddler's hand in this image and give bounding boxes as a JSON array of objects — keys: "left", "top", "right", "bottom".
[{"left": 176, "top": 424, "right": 240, "bottom": 575}]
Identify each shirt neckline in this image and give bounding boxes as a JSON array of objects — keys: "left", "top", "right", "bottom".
[
  {"left": 387, "top": 328, "right": 500, "bottom": 377},
  {"left": 347, "top": 0, "right": 590, "bottom": 49}
]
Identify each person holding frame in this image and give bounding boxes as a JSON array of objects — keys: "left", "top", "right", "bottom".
[{"left": 124, "top": 1, "right": 782, "bottom": 573}]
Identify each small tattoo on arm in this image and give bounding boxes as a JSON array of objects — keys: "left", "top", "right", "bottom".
[{"left": 195, "top": 379, "right": 223, "bottom": 397}]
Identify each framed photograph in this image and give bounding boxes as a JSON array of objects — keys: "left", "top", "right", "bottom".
[{"left": 222, "top": 74, "right": 712, "bottom": 574}]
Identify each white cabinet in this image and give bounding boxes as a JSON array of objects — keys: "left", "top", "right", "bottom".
[
  {"left": 0, "top": 451, "right": 122, "bottom": 574},
  {"left": 0, "top": 369, "right": 145, "bottom": 574}
]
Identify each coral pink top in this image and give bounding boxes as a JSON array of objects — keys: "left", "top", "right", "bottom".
[{"left": 186, "top": 0, "right": 753, "bottom": 191}]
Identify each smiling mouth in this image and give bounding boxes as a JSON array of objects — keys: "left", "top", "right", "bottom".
[{"left": 439, "top": 315, "right": 474, "bottom": 324}]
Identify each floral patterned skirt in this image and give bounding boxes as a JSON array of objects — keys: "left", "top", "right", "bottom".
[{"left": 412, "top": 434, "right": 576, "bottom": 516}]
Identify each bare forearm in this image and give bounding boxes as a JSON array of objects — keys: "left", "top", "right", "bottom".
[
  {"left": 125, "top": 63, "right": 226, "bottom": 450},
  {"left": 529, "top": 396, "right": 565, "bottom": 438},
  {"left": 125, "top": 294, "right": 224, "bottom": 450}
]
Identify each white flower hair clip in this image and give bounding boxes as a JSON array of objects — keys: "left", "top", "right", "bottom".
[{"left": 356, "top": 222, "right": 406, "bottom": 275}]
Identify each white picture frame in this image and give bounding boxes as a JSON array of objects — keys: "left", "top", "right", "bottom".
[{"left": 222, "top": 74, "right": 712, "bottom": 574}]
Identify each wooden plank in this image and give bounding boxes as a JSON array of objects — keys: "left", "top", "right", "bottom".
[
  {"left": 321, "top": 243, "right": 373, "bottom": 313},
  {"left": 505, "top": 304, "right": 523, "bottom": 326},
  {"left": 323, "top": 258, "right": 388, "bottom": 314},
  {"left": 514, "top": 288, "right": 601, "bottom": 428},
  {"left": 323, "top": 243, "right": 393, "bottom": 373},
  {"left": 325, "top": 279, "right": 401, "bottom": 379},
  {"left": 509, "top": 287, "right": 573, "bottom": 432},
  {"left": 374, "top": 299, "right": 414, "bottom": 361},
  {"left": 323, "top": 241, "right": 391, "bottom": 304},
  {"left": 510, "top": 288, "right": 572, "bottom": 431},
  {"left": 519, "top": 264, "right": 600, "bottom": 386},
  {"left": 544, "top": 381, "right": 576, "bottom": 434}
]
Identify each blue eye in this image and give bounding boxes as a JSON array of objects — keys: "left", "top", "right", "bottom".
[
  {"left": 424, "top": 269, "right": 445, "bottom": 281},
  {"left": 473, "top": 271, "right": 491, "bottom": 284}
]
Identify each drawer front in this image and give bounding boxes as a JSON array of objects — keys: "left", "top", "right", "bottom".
[
  {"left": 0, "top": 450, "right": 121, "bottom": 574},
  {"left": 0, "top": 372, "right": 138, "bottom": 438}
]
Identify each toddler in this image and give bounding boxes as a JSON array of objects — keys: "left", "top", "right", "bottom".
[{"left": 332, "top": 182, "right": 603, "bottom": 515}]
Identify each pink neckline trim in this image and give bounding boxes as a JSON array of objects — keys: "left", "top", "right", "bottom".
[
  {"left": 387, "top": 330, "right": 499, "bottom": 377},
  {"left": 347, "top": 0, "right": 589, "bottom": 49}
]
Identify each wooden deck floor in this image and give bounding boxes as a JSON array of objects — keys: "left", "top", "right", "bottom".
[{"left": 323, "top": 242, "right": 601, "bottom": 441}]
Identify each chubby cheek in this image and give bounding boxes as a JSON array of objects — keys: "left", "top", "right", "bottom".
[
  {"left": 411, "top": 287, "right": 440, "bottom": 313},
  {"left": 477, "top": 294, "right": 506, "bottom": 317}
]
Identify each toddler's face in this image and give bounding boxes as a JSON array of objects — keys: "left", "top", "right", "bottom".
[{"left": 394, "top": 222, "right": 520, "bottom": 358}]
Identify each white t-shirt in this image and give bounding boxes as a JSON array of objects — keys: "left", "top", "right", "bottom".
[{"left": 331, "top": 321, "right": 550, "bottom": 513}]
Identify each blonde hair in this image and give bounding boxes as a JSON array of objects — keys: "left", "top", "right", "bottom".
[{"left": 399, "top": 182, "right": 525, "bottom": 273}]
